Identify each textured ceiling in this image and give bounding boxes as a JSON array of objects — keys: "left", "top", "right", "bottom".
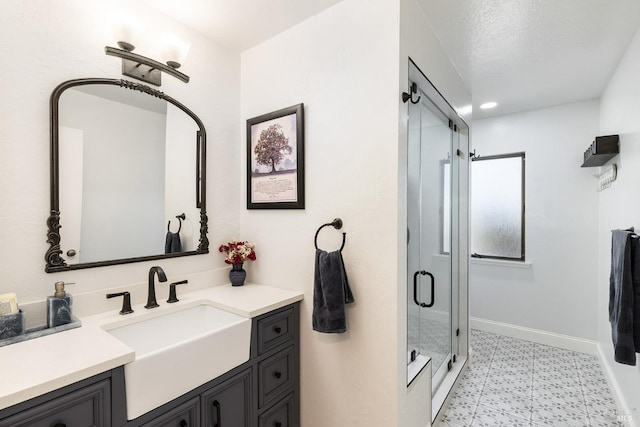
[
  {"left": 143, "top": 0, "right": 640, "bottom": 120},
  {"left": 417, "top": 0, "right": 640, "bottom": 119},
  {"left": 141, "top": 0, "right": 344, "bottom": 51}
]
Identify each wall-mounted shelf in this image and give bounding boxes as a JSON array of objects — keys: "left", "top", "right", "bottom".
[{"left": 581, "top": 135, "right": 619, "bottom": 167}]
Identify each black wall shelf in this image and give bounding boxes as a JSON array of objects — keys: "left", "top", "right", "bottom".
[{"left": 582, "top": 135, "right": 619, "bottom": 167}]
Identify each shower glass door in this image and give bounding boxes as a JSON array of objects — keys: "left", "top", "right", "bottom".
[{"left": 407, "top": 84, "right": 454, "bottom": 394}]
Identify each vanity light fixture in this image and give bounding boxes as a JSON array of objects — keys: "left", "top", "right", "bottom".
[
  {"left": 105, "top": 16, "right": 190, "bottom": 86},
  {"left": 479, "top": 101, "right": 498, "bottom": 110},
  {"left": 105, "top": 43, "right": 190, "bottom": 87}
]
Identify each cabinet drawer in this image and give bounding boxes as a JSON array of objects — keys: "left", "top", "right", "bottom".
[
  {"left": 0, "top": 379, "right": 110, "bottom": 427},
  {"left": 141, "top": 397, "right": 199, "bottom": 427},
  {"left": 259, "top": 394, "right": 294, "bottom": 427},
  {"left": 257, "top": 307, "right": 294, "bottom": 355},
  {"left": 258, "top": 347, "right": 294, "bottom": 409}
]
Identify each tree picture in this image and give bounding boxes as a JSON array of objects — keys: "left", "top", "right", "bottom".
[
  {"left": 253, "top": 123, "right": 293, "bottom": 173},
  {"left": 247, "top": 104, "right": 304, "bottom": 209}
]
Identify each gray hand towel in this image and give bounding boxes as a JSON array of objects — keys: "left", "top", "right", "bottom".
[
  {"left": 609, "top": 229, "right": 638, "bottom": 365},
  {"left": 313, "top": 249, "right": 355, "bottom": 333},
  {"left": 165, "top": 231, "right": 182, "bottom": 254}
]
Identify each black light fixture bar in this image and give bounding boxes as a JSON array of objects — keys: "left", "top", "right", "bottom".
[{"left": 105, "top": 46, "right": 190, "bottom": 86}]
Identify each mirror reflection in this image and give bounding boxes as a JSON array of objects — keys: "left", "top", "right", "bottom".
[{"left": 46, "top": 79, "right": 208, "bottom": 272}]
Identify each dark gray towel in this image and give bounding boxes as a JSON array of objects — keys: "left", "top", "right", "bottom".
[
  {"left": 609, "top": 229, "right": 638, "bottom": 365},
  {"left": 631, "top": 235, "right": 640, "bottom": 353},
  {"left": 313, "top": 249, "right": 355, "bottom": 333},
  {"left": 165, "top": 231, "right": 182, "bottom": 254}
]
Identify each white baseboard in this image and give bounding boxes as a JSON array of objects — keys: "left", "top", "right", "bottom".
[
  {"left": 596, "top": 343, "right": 637, "bottom": 427},
  {"left": 470, "top": 317, "right": 598, "bottom": 355}
]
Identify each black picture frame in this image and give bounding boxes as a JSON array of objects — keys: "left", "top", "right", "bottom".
[{"left": 247, "top": 103, "right": 305, "bottom": 209}]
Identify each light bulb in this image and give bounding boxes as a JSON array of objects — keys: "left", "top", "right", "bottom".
[
  {"left": 161, "top": 34, "right": 191, "bottom": 69},
  {"left": 112, "top": 12, "right": 140, "bottom": 51}
]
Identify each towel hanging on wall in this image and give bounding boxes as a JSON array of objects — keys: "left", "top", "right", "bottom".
[
  {"left": 609, "top": 228, "right": 640, "bottom": 365},
  {"left": 312, "top": 218, "right": 355, "bottom": 333}
]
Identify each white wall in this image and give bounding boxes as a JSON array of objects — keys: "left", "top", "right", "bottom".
[
  {"left": 241, "top": 1, "right": 401, "bottom": 425},
  {"left": 470, "top": 100, "right": 600, "bottom": 340},
  {"left": 0, "top": 0, "right": 240, "bottom": 315},
  {"left": 598, "top": 24, "right": 640, "bottom": 425}
]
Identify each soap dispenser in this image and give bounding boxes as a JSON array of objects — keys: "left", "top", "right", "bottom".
[{"left": 47, "top": 281, "right": 74, "bottom": 328}]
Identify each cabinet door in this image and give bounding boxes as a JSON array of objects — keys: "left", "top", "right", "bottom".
[
  {"left": 0, "top": 379, "right": 110, "bottom": 427},
  {"left": 141, "top": 397, "right": 199, "bottom": 427},
  {"left": 201, "top": 369, "right": 252, "bottom": 427}
]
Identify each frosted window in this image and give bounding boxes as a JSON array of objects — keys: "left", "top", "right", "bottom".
[{"left": 471, "top": 153, "right": 524, "bottom": 260}]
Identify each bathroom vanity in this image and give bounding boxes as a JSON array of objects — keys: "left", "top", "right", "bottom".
[{"left": 0, "top": 284, "right": 302, "bottom": 427}]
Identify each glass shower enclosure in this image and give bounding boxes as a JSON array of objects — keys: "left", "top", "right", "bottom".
[{"left": 406, "top": 61, "right": 467, "bottom": 399}]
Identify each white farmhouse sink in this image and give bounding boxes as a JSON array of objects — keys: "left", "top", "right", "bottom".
[{"left": 103, "top": 302, "right": 251, "bottom": 420}]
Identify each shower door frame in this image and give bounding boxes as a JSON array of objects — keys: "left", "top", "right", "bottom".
[{"left": 405, "top": 58, "right": 469, "bottom": 400}]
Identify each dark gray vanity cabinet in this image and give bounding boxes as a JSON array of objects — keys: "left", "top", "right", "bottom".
[
  {"left": 0, "top": 302, "right": 300, "bottom": 427},
  {"left": 253, "top": 304, "right": 299, "bottom": 427},
  {"left": 0, "top": 371, "right": 113, "bottom": 427}
]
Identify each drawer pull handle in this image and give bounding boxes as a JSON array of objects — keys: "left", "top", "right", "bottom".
[
  {"left": 274, "top": 422, "right": 282, "bottom": 427},
  {"left": 273, "top": 326, "right": 282, "bottom": 334},
  {"left": 179, "top": 420, "right": 188, "bottom": 427},
  {"left": 54, "top": 424, "right": 67, "bottom": 427},
  {"left": 213, "top": 399, "right": 221, "bottom": 427},
  {"left": 273, "top": 370, "right": 282, "bottom": 379}
]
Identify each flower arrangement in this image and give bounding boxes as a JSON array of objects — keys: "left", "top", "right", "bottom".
[{"left": 218, "top": 240, "right": 256, "bottom": 265}]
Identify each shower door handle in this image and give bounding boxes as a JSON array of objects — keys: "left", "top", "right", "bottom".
[{"left": 413, "top": 270, "right": 435, "bottom": 308}]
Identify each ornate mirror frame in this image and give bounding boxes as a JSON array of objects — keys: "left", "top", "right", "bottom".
[{"left": 46, "top": 78, "right": 208, "bottom": 272}]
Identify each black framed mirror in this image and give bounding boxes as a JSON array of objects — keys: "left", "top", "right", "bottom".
[{"left": 46, "top": 78, "right": 208, "bottom": 272}]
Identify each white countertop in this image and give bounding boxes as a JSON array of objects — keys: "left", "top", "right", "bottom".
[{"left": 0, "top": 283, "right": 303, "bottom": 411}]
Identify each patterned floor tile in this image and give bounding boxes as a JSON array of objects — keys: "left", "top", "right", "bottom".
[
  {"left": 460, "top": 368, "right": 489, "bottom": 382},
  {"left": 452, "top": 383, "right": 484, "bottom": 404},
  {"left": 483, "top": 378, "right": 532, "bottom": 399},
  {"left": 438, "top": 415, "right": 470, "bottom": 427},
  {"left": 491, "top": 361, "right": 534, "bottom": 376},
  {"left": 443, "top": 395, "right": 477, "bottom": 426},
  {"left": 583, "top": 392, "right": 618, "bottom": 416},
  {"left": 531, "top": 412, "right": 590, "bottom": 427},
  {"left": 478, "top": 391, "right": 532, "bottom": 419},
  {"left": 436, "top": 330, "right": 620, "bottom": 427},
  {"left": 532, "top": 376, "right": 582, "bottom": 392},
  {"left": 587, "top": 412, "right": 625, "bottom": 426},
  {"left": 581, "top": 377, "right": 614, "bottom": 396},
  {"left": 472, "top": 404, "right": 531, "bottom": 426}
]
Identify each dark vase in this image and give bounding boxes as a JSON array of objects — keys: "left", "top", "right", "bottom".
[{"left": 229, "top": 263, "right": 246, "bottom": 286}]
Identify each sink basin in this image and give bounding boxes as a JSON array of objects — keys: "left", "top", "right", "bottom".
[{"left": 103, "top": 303, "right": 251, "bottom": 420}]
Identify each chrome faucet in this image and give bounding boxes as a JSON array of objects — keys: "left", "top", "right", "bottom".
[{"left": 145, "top": 266, "right": 167, "bottom": 309}]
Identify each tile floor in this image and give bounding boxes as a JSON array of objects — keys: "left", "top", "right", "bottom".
[{"left": 438, "top": 330, "right": 623, "bottom": 427}]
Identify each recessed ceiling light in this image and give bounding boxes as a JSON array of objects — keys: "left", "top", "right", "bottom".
[{"left": 480, "top": 102, "right": 498, "bottom": 110}]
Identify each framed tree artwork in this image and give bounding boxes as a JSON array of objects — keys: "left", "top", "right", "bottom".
[{"left": 246, "top": 103, "right": 305, "bottom": 209}]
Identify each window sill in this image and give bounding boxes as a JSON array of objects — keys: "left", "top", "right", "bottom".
[{"left": 470, "top": 257, "right": 532, "bottom": 269}]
